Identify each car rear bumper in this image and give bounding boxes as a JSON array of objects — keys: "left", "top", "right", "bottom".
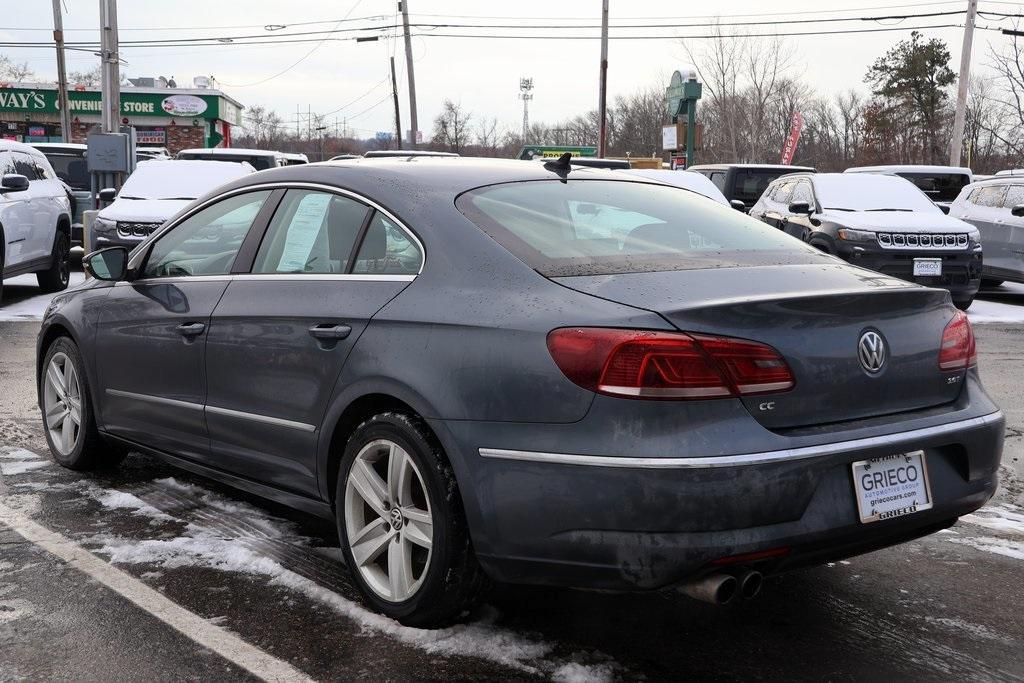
[
  {"left": 837, "top": 245, "right": 982, "bottom": 302},
  {"left": 434, "top": 382, "right": 1003, "bottom": 591}
]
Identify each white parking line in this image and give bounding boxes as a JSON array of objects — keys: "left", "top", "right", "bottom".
[{"left": 0, "top": 500, "right": 314, "bottom": 683}]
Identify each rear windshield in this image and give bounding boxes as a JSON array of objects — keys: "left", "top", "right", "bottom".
[
  {"left": 456, "top": 179, "right": 810, "bottom": 276},
  {"left": 178, "top": 153, "right": 276, "bottom": 170},
  {"left": 730, "top": 170, "right": 792, "bottom": 204},
  {"left": 43, "top": 153, "right": 89, "bottom": 189},
  {"left": 894, "top": 172, "right": 970, "bottom": 203}
]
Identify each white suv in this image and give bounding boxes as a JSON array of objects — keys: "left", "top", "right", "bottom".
[{"left": 0, "top": 140, "right": 72, "bottom": 301}]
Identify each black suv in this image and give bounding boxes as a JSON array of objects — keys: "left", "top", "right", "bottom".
[{"left": 689, "top": 163, "right": 816, "bottom": 211}]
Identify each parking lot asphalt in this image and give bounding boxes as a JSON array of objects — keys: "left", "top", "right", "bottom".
[{"left": 1, "top": 283, "right": 1023, "bottom": 681}]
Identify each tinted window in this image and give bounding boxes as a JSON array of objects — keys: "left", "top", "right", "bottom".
[
  {"left": 1003, "top": 184, "right": 1024, "bottom": 209},
  {"left": 352, "top": 213, "right": 422, "bottom": 275},
  {"left": 731, "top": 171, "right": 786, "bottom": 203},
  {"left": 43, "top": 154, "right": 88, "bottom": 189},
  {"left": 143, "top": 191, "right": 271, "bottom": 278},
  {"left": 178, "top": 153, "right": 275, "bottom": 170},
  {"left": 252, "top": 190, "right": 369, "bottom": 274},
  {"left": 12, "top": 153, "right": 40, "bottom": 180},
  {"left": 457, "top": 180, "right": 808, "bottom": 276},
  {"left": 895, "top": 172, "right": 970, "bottom": 203}
]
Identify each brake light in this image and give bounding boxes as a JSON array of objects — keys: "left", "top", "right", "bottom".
[
  {"left": 546, "top": 328, "right": 795, "bottom": 400},
  {"left": 938, "top": 310, "right": 977, "bottom": 371}
]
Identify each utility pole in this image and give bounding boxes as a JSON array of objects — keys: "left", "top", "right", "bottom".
[
  {"left": 400, "top": 0, "right": 418, "bottom": 148},
  {"left": 390, "top": 57, "right": 402, "bottom": 150},
  {"left": 949, "top": 0, "right": 978, "bottom": 167},
  {"left": 98, "top": 0, "right": 120, "bottom": 133},
  {"left": 519, "top": 77, "right": 533, "bottom": 142},
  {"left": 52, "top": 0, "right": 72, "bottom": 142},
  {"left": 597, "top": 0, "right": 609, "bottom": 157}
]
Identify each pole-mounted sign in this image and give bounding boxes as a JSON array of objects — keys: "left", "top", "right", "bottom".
[{"left": 664, "top": 69, "right": 702, "bottom": 168}]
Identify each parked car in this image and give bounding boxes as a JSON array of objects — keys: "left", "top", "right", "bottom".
[
  {"left": 750, "top": 172, "right": 982, "bottom": 309},
  {"left": 137, "top": 146, "right": 171, "bottom": 159},
  {"left": 994, "top": 169, "right": 1024, "bottom": 177},
  {"left": 282, "top": 152, "right": 309, "bottom": 166},
  {"left": 0, "top": 140, "right": 73, "bottom": 301},
  {"left": 176, "top": 148, "right": 284, "bottom": 170},
  {"left": 363, "top": 150, "right": 459, "bottom": 158},
  {"left": 845, "top": 165, "right": 972, "bottom": 212},
  {"left": 531, "top": 157, "right": 631, "bottom": 170},
  {"left": 950, "top": 177, "right": 1024, "bottom": 287},
  {"left": 689, "top": 163, "right": 816, "bottom": 212},
  {"left": 30, "top": 142, "right": 91, "bottom": 245},
  {"left": 91, "top": 160, "right": 255, "bottom": 251},
  {"left": 618, "top": 168, "right": 734, "bottom": 205},
  {"left": 40, "top": 158, "right": 1002, "bottom": 627}
]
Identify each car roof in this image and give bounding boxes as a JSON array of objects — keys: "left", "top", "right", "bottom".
[
  {"left": 30, "top": 142, "right": 88, "bottom": 151},
  {"left": 966, "top": 176, "right": 1024, "bottom": 187},
  {"left": 177, "top": 148, "right": 282, "bottom": 157},
  {"left": 845, "top": 164, "right": 971, "bottom": 175},
  {"left": 0, "top": 139, "right": 49, "bottom": 156},
  {"left": 363, "top": 150, "right": 460, "bottom": 158},
  {"left": 688, "top": 163, "right": 816, "bottom": 171}
]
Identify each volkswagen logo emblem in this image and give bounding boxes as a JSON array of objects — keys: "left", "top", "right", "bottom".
[
  {"left": 389, "top": 508, "right": 404, "bottom": 530},
  {"left": 858, "top": 330, "right": 887, "bottom": 374}
]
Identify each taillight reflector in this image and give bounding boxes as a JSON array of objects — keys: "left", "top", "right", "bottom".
[
  {"left": 938, "top": 310, "right": 977, "bottom": 371},
  {"left": 547, "top": 328, "right": 795, "bottom": 400}
]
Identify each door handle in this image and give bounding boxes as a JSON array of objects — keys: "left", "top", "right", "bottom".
[
  {"left": 176, "top": 322, "right": 206, "bottom": 337},
  {"left": 308, "top": 323, "right": 352, "bottom": 341}
]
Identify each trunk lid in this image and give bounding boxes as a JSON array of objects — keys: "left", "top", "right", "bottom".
[{"left": 553, "top": 263, "right": 960, "bottom": 429}]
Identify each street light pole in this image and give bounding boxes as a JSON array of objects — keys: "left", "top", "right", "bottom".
[
  {"left": 51, "top": 0, "right": 72, "bottom": 142},
  {"left": 597, "top": 0, "right": 609, "bottom": 157},
  {"left": 400, "top": 0, "right": 418, "bottom": 148},
  {"left": 390, "top": 56, "right": 402, "bottom": 150},
  {"left": 949, "top": 0, "right": 978, "bottom": 166},
  {"left": 98, "top": 0, "right": 120, "bottom": 134}
]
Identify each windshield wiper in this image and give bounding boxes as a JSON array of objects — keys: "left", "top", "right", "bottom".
[
  {"left": 155, "top": 196, "right": 197, "bottom": 201},
  {"left": 119, "top": 195, "right": 144, "bottom": 200},
  {"left": 823, "top": 206, "right": 855, "bottom": 211},
  {"left": 865, "top": 208, "right": 913, "bottom": 212}
]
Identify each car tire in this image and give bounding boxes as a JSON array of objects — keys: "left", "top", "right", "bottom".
[
  {"left": 981, "top": 279, "right": 1004, "bottom": 288},
  {"left": 36, "top": 229, "right": 70, "bottom": 293},
  {"left": 335, "top": 412, "right": 487, "bottom": 627},
  {"left": 40, "top": 336, "right": 127, "bottom": 470},
  {"left": 954, "top": 297, "right": 974, "bottom": 311}
]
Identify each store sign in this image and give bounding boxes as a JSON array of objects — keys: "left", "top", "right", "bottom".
[
  {"left": 0, "top": 87, "right": 226, "bottom": 121},
  {"left": 517, "top": 145, "right": 598, "bottom": 160},
  {"left": 161, "top": 94, "right": 207, "bottom": 117},
  {"left": 28, "top": 126, "right": 45, "bottom": 136},
  {"left": 137, "top": 129, "right": 166, "bottom": 144},
  {"left": 662, "top": 125, "right": 678, "bottom": 151}
]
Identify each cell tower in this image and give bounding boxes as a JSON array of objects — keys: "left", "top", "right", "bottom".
[{"left": 519, "top": 77, "right": 534, "bottom": 141}]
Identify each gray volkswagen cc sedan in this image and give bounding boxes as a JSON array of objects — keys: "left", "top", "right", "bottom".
[{"left": 37, "top": 158, "right": 1004, "bottom": 626}]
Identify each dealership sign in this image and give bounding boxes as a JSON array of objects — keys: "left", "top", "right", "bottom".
[{"left": 0, "top": 87, "right": 230, "bottom": 121}]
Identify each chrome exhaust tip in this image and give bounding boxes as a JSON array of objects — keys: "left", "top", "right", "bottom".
[
  {"left": 738, "top": 570, "right": 763, "bottom": 600},
  {"left": 680, "top": 573, "right": 738, "bottom": 605}
]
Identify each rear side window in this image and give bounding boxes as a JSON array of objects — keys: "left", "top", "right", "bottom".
[
  {"left": 731, "top": 171, "right": 781, "bottom": 203},
  {"left": 973, "top": 185, "right": 1006, "bottom": 208},
  {"left": 896, "top": 172, "right": 970, "bottom": 203},
  {"left": 1004, "top": 184, "right": 1024, "bottom": 209},
  {"left": 352, "top": 213, "right": 422, "bottom": 275},
  {"left": 457, "top": 180, "right": 807, "bottom": 277},
  {"left": 709, "top": 172, "right": 726, "bottom": 192},
  {"left": 252, "top": 190, "right": 369, "bottom": 274}
]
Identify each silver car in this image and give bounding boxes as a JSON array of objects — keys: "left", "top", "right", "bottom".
[{"left": 950, "top": 178, "right": 1024, "bottom": 286}]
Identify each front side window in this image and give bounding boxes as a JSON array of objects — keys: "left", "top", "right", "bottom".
[
  {"left": 143, "top": 190, "right": 271, "bottom": 278},
  {"left": 974, "top": 185, "right": 1007, "bottom": 208},
  {"left": 252, "top": 190, "right": 369, "bottom": 274},
  {"left": 1004, "top": 184, "right": 1024, "bottom": 209},
  {"left": 770, "top": 181, "right": 794, "bottom": 204},
  {"left": 790, "top": 181, "right": 814, "bottom": 205},
  {"left": 352, "top": 213, "right": 422, "bottom": 275},
  {"left": 709, "top": 172, "right": 726, "bottom": 192},
  {"left": 457, "top": 179, "right": 811, "bottom": 277},
  {"left": 12, "top": 153, "right": 40, "bottom": 180}
]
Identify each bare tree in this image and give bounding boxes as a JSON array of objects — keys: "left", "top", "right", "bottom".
[
  {"left": 0, "top": 55, "right": 34, "bottom": 82},
  {"left": 431, "top": 100, "right": 472, "bottom": 153},
  {"left": 474, "top": 116, "right": 501, "bottom": 153},
  {"left": 985, "top": 24, "right": 1024, "bottom": 163}
]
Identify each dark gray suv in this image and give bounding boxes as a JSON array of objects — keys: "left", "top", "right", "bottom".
[{"left": 38, "top": 159, "right": 1003, "bottom": 626}]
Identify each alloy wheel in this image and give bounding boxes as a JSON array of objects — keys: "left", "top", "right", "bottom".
[
  {"left": 344, "top": 439, "right": 434, "bottom": 603},
  {"left": 43, "top": 352, "right": 82, "bottom": 456}
]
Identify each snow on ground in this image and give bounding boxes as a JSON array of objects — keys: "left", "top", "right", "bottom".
[
  {"left": 970, "top": 282, "right": 1024, "bottom": 325},
  {"left": 0, "top": 272, "right": 87, "bottom": 322}
]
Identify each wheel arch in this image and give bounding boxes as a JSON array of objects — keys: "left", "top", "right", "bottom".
[{"left": 36, "top": 319, "right": 86, "bottom": 408}]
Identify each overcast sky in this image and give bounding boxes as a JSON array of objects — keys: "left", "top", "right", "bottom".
[{"left": 1, "top": 1, "right": 1012, "bottom": 138}]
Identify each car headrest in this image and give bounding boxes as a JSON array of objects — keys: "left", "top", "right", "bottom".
[{"left": 361, "top": 219, "right": 387, "bottom": 260}]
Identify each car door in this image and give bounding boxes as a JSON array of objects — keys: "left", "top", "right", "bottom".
[
  {"left": 968, "top": 185, "right": 1010, "bottom": 274},
  {"left": 0, "top": 151, "right": 33, "bottom": 268},
  {"left": 782, "top": 180, "right": 815, "bottom": 240},
  {"left": 204, "top": 187, "right": 422, "bottom": 495},
  {"left": 94, "top": 189, "right": 277, "bottom": 460},
  {"left": 1001, "top": 183, "right": 1024, "bottom": 280},
  {"left": 10, "top": 152, "right": 51, "bottom": 261},
  {"left": 29, "top": 154, "right": 66, "bottom": 256},
  {"left": 758, "top": 180, "right": 793, "bottom": 228}
]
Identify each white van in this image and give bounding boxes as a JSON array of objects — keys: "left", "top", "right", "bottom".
[
  {"left": 176, "top": 148, "right": 284, "bottom": 171},
  {"left": 1, "top": 140, "right": 73, "bottom": 300}
]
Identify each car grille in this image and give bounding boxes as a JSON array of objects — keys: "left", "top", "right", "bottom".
[
  {"left": 876, "top": 232, "right": 969, "bottom": 250},
  {"left": 116, "top": 221, "right": 162, "bottom": 238}
]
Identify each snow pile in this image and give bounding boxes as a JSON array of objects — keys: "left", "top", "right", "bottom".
[
  {"left": 94, "top": 490, "right": 175, "bottom": 523},
  {"left": 961, "top": 505, "right": 1024, "bottom": 535},
  {"left": 946, "top": 535, "right": 1024, "bottom": 561},
  {"left": 967, "top": 300, "right": 1024, "bottom": 325},
  {"left": 0, "top": 448, "right": 49, "bottom": 476}
]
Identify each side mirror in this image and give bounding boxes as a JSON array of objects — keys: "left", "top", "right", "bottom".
[
  {"left": 788, "top": 201, "right": 812, "bottom": 215},
  {"left": 0, "top": 174, "right": 30, "bottom": 193},
  {"left": 98, "top": 187, "right": 117, "bottom": 202},
  {"left": 938, "top": 204, "right": 951, "bottom": 215},
  {"left": 729, "top": 199, "right": 747, "bottom": 212},
  {"left": 1012, "top": 204, "right": 1024, "bottom": 218},
  {"left": 84, "top": 247, "right": 129, "bottom": 281}
]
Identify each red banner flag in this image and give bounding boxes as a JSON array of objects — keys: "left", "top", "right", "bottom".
[{"left": 780, "top": 111, "right": 804, "bottom": 165}]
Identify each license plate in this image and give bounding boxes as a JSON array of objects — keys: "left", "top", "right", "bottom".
[
  {"left": 851, "top": 451, "right": 933, "bottom": 524},
  {"left": 913, "top": 258, "right": 942, "bottom": 276}
]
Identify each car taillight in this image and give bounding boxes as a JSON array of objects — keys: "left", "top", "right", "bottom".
[
  {"left": 938, "top": 310, "right": 977, "bottom": 371},
  {"left": 546, "top": 328, "right": 795, "bottom": 400}
]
